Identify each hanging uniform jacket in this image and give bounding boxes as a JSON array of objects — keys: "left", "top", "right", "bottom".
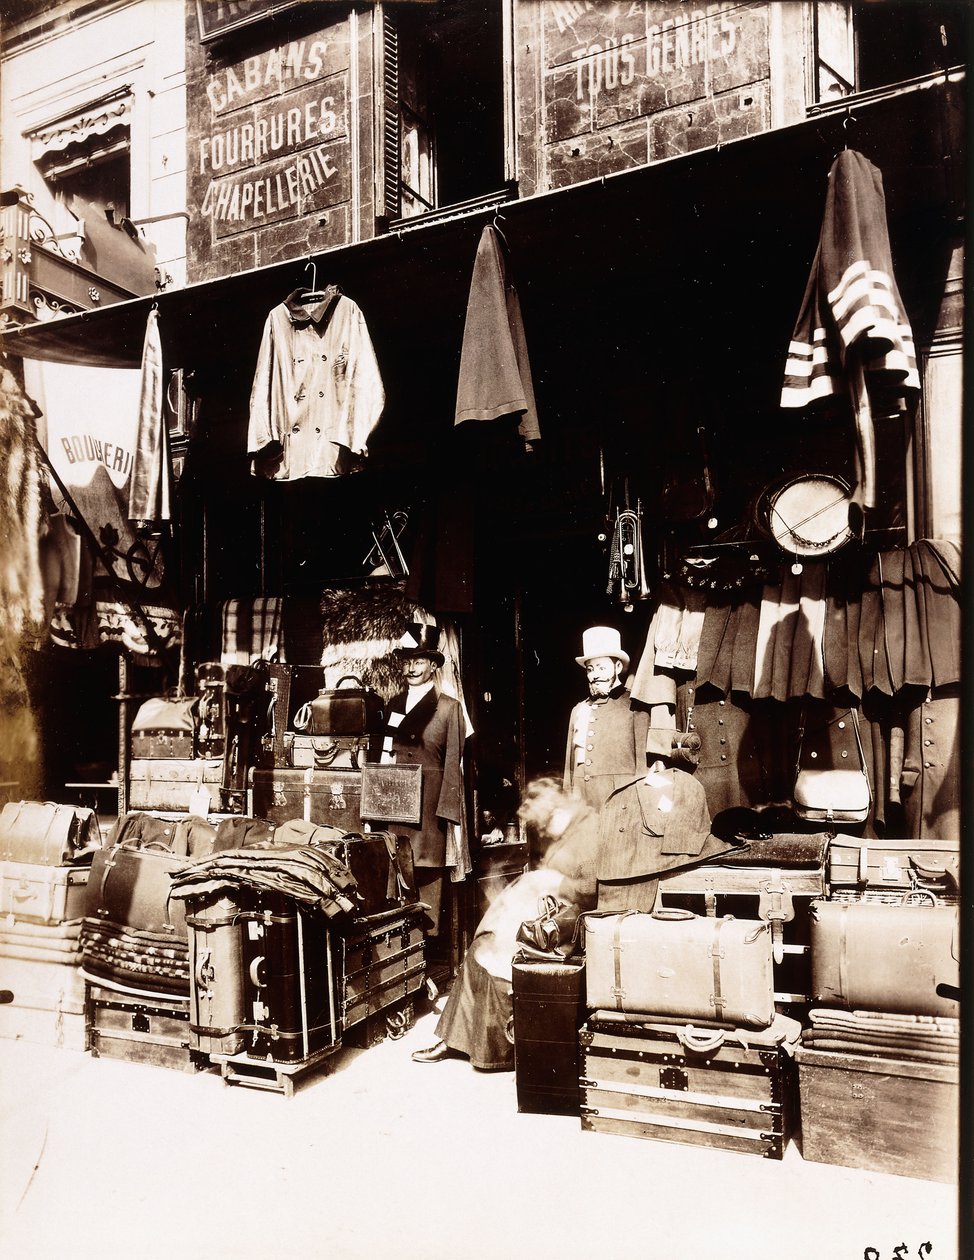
[{"left": 247, "top": 287, "right": 384, "bottom": 480}]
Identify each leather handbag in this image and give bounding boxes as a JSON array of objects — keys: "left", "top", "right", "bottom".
[
  {"left": 515, "top": 894, "right": 582, "bottom": 957},
  {"left": 810, "top": 898, "right": 959, "bottom": 1017},
  {"left": 793, "top": 708, "right": 871, "bottom": 824},
  {"left": 309, "top": 676, "right": 384, "bottom": 737},
  {"left": 131, "top": 696, "right": 197, "bottom": 734},
  {"left": 0, "top": 800, "right": 101, "bottom": 865},
  {"left": 584, "top": 908, "right": 775, "bottom": 1028}
]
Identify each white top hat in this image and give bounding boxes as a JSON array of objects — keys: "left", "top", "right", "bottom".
[{"left": 575, "top": 625, "right": 629, "bottom": 670}]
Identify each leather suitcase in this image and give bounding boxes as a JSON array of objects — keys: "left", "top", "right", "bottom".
[
  {"left": 579, "top": 1011, "right": 800, "bottom": 1159},
  {"left": 185, "top": 891, "right": 247, "bottom": 1055},
  {"left": 512, "top": 953, "right": 586, "bottom": 1115},
  {"left": 239, "top": 891, "right": 339, "bottom": 1062},
  {"left": 86, "top": 841, "right": 191, "bottom": 937},
  {"left": 809, "top": 898, "right": 959, "bottom": 1017},
  {"left": 339, "top": 907, "right": 426, "bottom": 1031},
  {"left": 128, "top": 759, "right": 224, "bottom": 812},
  {"left": 314, "top": 831, "right": 416, "bottom": 916},
  {"left": 657, "top": 834, "right": 828, "bottom": 1004},
  {"left": 85, "top": 981, "right": 210, "bottom": 1072},
  {"left": 795, "top": 1043, "right": 958, "bottom": 1182},
  {"left": 247, "top": 767, "right": 363, "bottom": 832},
  {"left": 0, "top": 860, "right": 90, "bottom": 925},
  {"left": 584, "top": 909, "right": 776, "bottom": 1028},
  {"left": 0, "top": 800, "right": 100, "bottom": 865},
  {"left": 828, "top": 837, "right": 959, "bottom": 899}
]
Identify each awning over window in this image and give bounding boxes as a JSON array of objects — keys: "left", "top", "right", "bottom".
[{"left": 29, "top": 93, "right": 132, "bottom": 164}]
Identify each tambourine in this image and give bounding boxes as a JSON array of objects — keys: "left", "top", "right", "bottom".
[{"left": 757, "top": 473, "right": 857, "bottom": 557}]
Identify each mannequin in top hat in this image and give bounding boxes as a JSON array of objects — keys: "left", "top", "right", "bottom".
[
  {"left": 563, "top": 626, "right": 652, "bottom": 810},
  {"left": 380, "top": 624, "right": 464, "bottom": 937}
]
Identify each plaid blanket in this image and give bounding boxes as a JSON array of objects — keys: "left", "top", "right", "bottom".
[{"left": 220, "top": 597, "right": 282, "bottom": 665}]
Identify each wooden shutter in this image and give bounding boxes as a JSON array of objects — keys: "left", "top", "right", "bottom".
[{"left": 376, "top": 5, "right": 401, "bottom": 222}]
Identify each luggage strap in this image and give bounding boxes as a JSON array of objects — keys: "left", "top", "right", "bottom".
[
  {"left": 611, "top": 911, "right": 637, "bottom": 1011},
  {"left": 710, "top": 917, "right": 725, "bottom": 1021}
]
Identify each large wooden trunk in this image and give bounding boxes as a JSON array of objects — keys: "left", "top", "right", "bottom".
[
  {"left": 512, "top": 954, "right": 586, "bottom": 1116},
  {"left": 85, "top": 981, "right": 211, "bottom": 1073},
  {"left": 128, "top": 758, "right": 224, "bottom": 812},
  {"left": 185, "top": 892, "right": 249, "bottom": 1056},
  {"left": 338, "top": 907, "right": 426, "bottom": 1033},
  {"left": 794, "top": 1045, "right": 958, "bottom": 1183},
  {"left": 580, "top": 1012, "right": 799, "bottom": 1159},
  {"left": 247, "top": 766, "right": 363, "bottom": 832}
]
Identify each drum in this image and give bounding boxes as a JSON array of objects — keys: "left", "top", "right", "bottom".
[{"left": 758, "top": 474, "right": 856, "bottom": 557}]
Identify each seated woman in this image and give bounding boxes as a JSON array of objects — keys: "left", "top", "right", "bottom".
[{"left": 411, "top": 776, "right": 601, "bottom": 1069}]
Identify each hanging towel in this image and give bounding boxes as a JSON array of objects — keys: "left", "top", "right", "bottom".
[
  {"left": 454, "top": 224, "right": 540, "bottom": 449},
  {"left": 780, "top": 149, "right": 919, "bottom": 507},
  {"left": 128, "top": 307, "right": 173, "bottom": 523}
]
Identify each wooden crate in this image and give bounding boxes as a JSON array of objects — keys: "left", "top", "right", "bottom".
[{"left": 794, "top": 1045, "right": 958, "bottom": 1183}]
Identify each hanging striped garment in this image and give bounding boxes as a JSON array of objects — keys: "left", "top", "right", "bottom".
[
  {"left": 220, "top": 597, "right": 282, "bottom": 665},
  {"left": 781, "top": 149, "right": 919, "bottom": 408}
]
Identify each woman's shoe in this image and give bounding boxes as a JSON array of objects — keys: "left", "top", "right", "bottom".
[{"left": 411, "top": 1040, "right": 453, "bottom": 1063}]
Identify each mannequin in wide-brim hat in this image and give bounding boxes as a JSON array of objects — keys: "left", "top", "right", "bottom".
[
  {"left": 563, "top": 625, "right": 652, "bottom": 810},
  {"left": 379, "top": 624, "right": 463, "bottom": 936}
]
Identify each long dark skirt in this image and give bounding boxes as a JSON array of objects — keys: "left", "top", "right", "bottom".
[{"left": 434, "top": 934, "right": 514, "bottom": 1070}]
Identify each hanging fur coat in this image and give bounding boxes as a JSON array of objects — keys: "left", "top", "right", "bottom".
[{"left": 0, "top": 357, "right": 45, "bottom": 793}]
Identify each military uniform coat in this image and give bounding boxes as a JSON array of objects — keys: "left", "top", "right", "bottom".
[{"left": 563, "top": 688, "right": 650, "bottom": 810}]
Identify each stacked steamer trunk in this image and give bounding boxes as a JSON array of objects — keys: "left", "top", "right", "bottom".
[
  {"left": 180, "top": 829, "right": 426, "bottom": 1094},
  {"left": 577, "top": 908, "right": 800, "bottom": 1159},
  {"left": 127, "top": 687, "right": 225, "bottom": 814},
  {"left": 81, "top": 812, "right": 219, "bottom": 1073},
  {"left": 0, "top": 801, "right": 102, "bottom": 1050},
  {"left": 796, "top": 837, "right": 960, "bottom": 1183},
  {"left": 248, "top": 670, "right": 386, "bottom": 833}
]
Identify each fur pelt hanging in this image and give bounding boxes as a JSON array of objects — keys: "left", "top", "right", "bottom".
[
  {"left": 0, "top": 357, "right": 45, "bottom": 792},
  {"left": 318, "top": 584, "right": 422, "bottom": 702}
]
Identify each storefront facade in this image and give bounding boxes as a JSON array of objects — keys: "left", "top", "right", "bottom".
[{"left": 0, "top": 0, "right": 966, "bottom": 937}]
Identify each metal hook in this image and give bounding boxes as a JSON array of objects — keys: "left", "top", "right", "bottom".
[{"left": 304, "top": 258, "right": 317, "bottom": 290}]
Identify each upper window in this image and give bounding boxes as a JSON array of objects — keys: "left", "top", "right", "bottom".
[
  {"left": 30, "top": 91, "right": 133, "bottom": 233},
  {"left": 814, "top": 0, "right": 967, "bottom": 104},
  {"left": 378, "top": 0, "right": 507, "bottom": 224}
]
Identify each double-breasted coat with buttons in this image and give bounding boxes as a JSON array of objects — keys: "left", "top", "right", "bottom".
[
  {"left": 384, "top": 687, "right": 464, "bottom": 868},
  {"left": 247, "top": 287, "right": 385, "bottom": 480},
  {"left": 563, "top": 688, "right": 650, "bottom": 810}
]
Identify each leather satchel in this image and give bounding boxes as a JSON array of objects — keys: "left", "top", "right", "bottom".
[
  {"left": 793, "top": 708, "right": 871, "bottom": 824},
  {"left": 0, "top": 800, "right": 101, "bottom": 866},
  {"left": 516, "top": 894, "right": 582, "bottom": 958}
]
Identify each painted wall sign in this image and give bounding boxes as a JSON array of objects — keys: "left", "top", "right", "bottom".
[
  {"left": 190, "top": 19, "right": 354, "bottom": 247},
  {"left": 516, "top": 1, "right": 774, "bottom": 194}
]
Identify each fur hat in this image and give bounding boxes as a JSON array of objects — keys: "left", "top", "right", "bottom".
[
  {"left": 575, "top": 625, "right": 629, "bottom": 670},
  {"left": 393, "top": 623, "right": 444, "bottom": 667}
]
